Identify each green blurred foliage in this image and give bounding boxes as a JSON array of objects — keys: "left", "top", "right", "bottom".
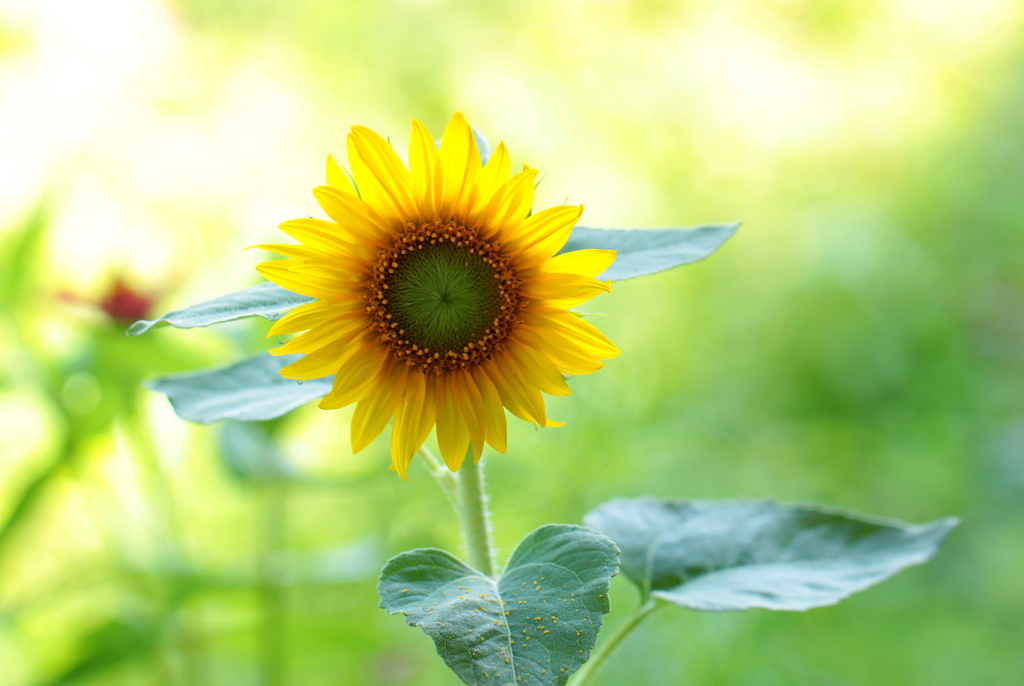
[{"left": 1, "top": 0, "right": 1023, "bottom": 685}]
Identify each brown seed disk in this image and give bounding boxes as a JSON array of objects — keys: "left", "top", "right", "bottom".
[{"left": 364, "top": 218, "right": 523, "bottom": 374}]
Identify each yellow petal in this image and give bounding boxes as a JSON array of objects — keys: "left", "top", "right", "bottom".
[
  {"left": 255, "top": 249, "right": 369, "bottom": 282},
  {"left": 467, "top": 142, "right": 511, "bottom": 217},
  {"left": 326, "top": 154, "right": 357, "bottom": 195},
  {"left": 347, "top": 126, "right": 419, "bottom": 221},
  {"left": 257, "top": 261, "right": 358, "bottom": 300},
  {"left": 250, "top": 243, "right": 330, "bottom": 261},
  {"left": 473, "top": 167, "right": 537, "bottom": 241},
  {"left": 453, "top": 371, "right": 486, "bottom": 462},
  {"left": 268, "top": 299, "right": 343, "bottom": 337},
  {"left": 409, "top": 119, "right": 443, "bottom": 220},
  {"left": 263, "top": 260, "right": 366, "bottom": 294},
  {"left": 415, "top": 373, "right": 440, "bottom": 455},
  {"left": 318, "top": 342, "right": 388, "bottom": 409},
  {"left": 508, "top": 205, "right": 584, "bottom": 271},
  {"left": 489, "top": 353, "right": 547, "bottom": 426},
  {"left": 519, "top": 272, "right": 612, "bottom": 309},
  {"left": 390, "top": 371, "right": 437, "bottom": 480},
  {"left": 287, "top": 253, "right": 370, "bottom": 280},
  {"left": 389, "top": 372, "right": 423, "bottom": 480},
  {"left": 351, "top": 364, "right": 408, "bottom": 453},
  {"left": 269, "top": 312, "right": 367, "bottom": 356},
  {"left": 438, "top": 112, "right": 480, "bottom": 219},
  {"left": 514, "top": 326, "right": 604, "bottom": 376},
  {"left": 435, "top": 373, "right": 470, "bottom": 471},
  {"left": 278, "top": 337, "right": 353, "bottom": 380},
  {"left": 287, "top": 269, "right": 364, "bottom": 290},
  {"left": 469, "top": 365, "right": 507, "bottom": 453},
  {"left": 522, "top": 307, "right": 620, "bottom": 359},
  {"left": 277, "top": 218, "right": 375, "bottom": 262},
  {"left": 482, "top": 358, "right": 533, "bottom": 424},
  {"left": 506, "top": 338, "right": 571, "bottom": 397},
  {"left": 312, "top": 186, "right": 393, "bottom": 247},
  {"left": 544, "top": 249, "right": 617, "bottom": 278}
]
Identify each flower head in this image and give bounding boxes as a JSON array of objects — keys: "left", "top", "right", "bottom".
[
  {"left": 100, "top": 278, "right": 155, "bottom": 323},
  {"left": 256, "top": 113, "right": 619, "bottom": 478}
]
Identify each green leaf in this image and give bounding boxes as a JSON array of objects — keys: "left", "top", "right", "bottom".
[
  {"left": 559, "top": 224, "right": 738, "bottom": 281},
  {"left": 219, "top": 421, "right": 297, "bottom": 481},
  {"left": 147, "top": 353, "right": 332, "bottom": 423},
  {"left": 378, "top": 524, "right": 619, "bottom": 686},
  {"left": 126, "top": 282, "right": 313, "bottom": 336},
  {"left": 584, "top": 498, "right": 957, "bottom": 612}
]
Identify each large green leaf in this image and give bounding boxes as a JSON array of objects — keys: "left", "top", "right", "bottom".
[
  {"left": 559, "top": 224, "right": 738, "bottom": 281},
  {"left": 584, "top": 498, "right": 957, "bottom": 612},
  {"left": 126, "top": 282, "right": 313, "bottom": 336},
  {"left": 147, "top": 353, "right": 332, "bottom": 423},
  {"left": 379, "top": 525, "right": 619, "bottom": 686}
]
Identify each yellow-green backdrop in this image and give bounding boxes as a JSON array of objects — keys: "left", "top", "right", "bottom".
[{"left": 0, "top": 0, "right": 1021, "bottom": 684}]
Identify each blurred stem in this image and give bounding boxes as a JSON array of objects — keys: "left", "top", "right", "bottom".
[
  {"left": 455, "top": 449, "right": 495, "bottom": 576},
  {"left": 418, "top": 446, "right": 457, "bottom": 509},
  {"left": 259, "top": 476, "right": 288, "bottom": 686},
  {"left": 569, "top": 600, "right": 662, "bottom": 686},
  {"left": 0, "top": 434, "right": 74, "bottom": 557}
]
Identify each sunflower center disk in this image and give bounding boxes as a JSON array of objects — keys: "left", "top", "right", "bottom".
[
  {"left": 366, "top": 220, "right": 522, "bottom": 373},
  {"left": 389, "top": 245, "right": 499, "bottom": 349}
]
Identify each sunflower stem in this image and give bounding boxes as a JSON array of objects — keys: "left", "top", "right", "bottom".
[
  {"left": 455, "top": 448, "right": 496, "bottom": 577},
  {"left": 568, "top": 599, "right": 662, "bottom": 686},
  {"left": 418, "top": 446, "right": 458, "bottom": 510}
]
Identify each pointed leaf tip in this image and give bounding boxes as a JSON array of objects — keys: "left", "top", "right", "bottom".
[
  {"left": 126, "top": 282, "right": 314, "bottom": 336},
  {"left": 558, "top": 223, "right": 739, "bottom": 281},
  {"left": 585, "top": 497, "right": 957, "bottom": 612}
]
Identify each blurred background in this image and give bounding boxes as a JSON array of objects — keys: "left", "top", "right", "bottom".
[{"left": 1, "top": 0, "right": 1022, "bottom": 684}]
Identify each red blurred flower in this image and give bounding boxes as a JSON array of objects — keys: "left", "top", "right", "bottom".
[{"left": 98, "top": 278, "right": 154, "bottom": 322}]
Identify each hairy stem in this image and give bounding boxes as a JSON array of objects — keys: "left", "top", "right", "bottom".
[
  {"left": 569, "top": 600, "right": 662, "bottom": 686},
  {"left": 418, "top": 446, "right": 458, "bottom": 510},
  {"left": 455, "top": 450, "right": 496, "bottom": 577}
]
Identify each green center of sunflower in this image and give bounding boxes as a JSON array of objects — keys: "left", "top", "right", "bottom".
[
  {"left": 386, "top": 242, "right": 502, "bottom": 352},
  {"left": 366, "top": 219, "right": 522, "bottom": 373}
]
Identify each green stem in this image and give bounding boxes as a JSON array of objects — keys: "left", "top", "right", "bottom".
[
  {"left": 455, "top": 450, "right": 496, "bottom": 577},
  {"left": 569, "top": 600, "right": 661, "bottom": 686},
  {"left": 418, "top": 446, "right": 458, "bottom": 509}
]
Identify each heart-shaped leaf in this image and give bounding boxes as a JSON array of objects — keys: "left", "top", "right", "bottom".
[
  {"left": 584, "top": 498, "right": 957, "bottom": 612},
  {"left": 558, "top": 224, "right": 738, "bottom": 281},
  {"left": 147, "top": 353, "right": 332, "bottom": 423},
  {"left": 378, "top": 525, "right": 619, "bottom": 686},
  {"left": 126, "top": 283, "right": 313, "bottom": 336}
]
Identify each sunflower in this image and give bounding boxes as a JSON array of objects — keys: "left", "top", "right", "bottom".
[{"left": 255, "top": 113, "right": 619, "bottom": 478}]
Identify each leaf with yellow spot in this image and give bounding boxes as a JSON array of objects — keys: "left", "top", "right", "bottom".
[{"left": 377, "top": 524, "right": 619, "bottom": 686}]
